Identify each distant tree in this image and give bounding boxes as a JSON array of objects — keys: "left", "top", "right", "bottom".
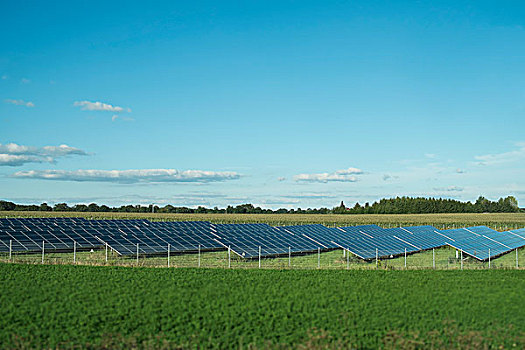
[
  {"left": 0, "top": 201, "right": 16, "bottom": 211},
  {"left": 39, "top": 203, "right": 52, "bottom": 211},
  {"left": 53, "top": 203, "right": 70, "bottom": 211},
  {"left": 87, "top": 203, "right": 100, "bottom": 212}
]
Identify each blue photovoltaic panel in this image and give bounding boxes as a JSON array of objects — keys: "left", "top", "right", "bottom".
[
  {"left": 277, "top": 224, "right": 339, "bottom": 249},
  {"left": 88, "top": 220, "right": 222, "bottom": 256},
  {"left": 150, "top": 221, "right": 223, "bottom": 251},
  {"left": 446, "top": 238, "right": 507, "bottom": 260},
  {"left": 335, "top": 225, "right": 420, "bottom": 259},
  {"left": 481, "top": 229, "right": 525, "bottom": 250},
  {"left": 0, "top": 218, "right": 100, "bottom": 252},
  {"left": 440, "top": 228, "right": 479, "bottom": 241},
  {"left": 389, "top": 226, "right": 451, "bottom": 250},
  {"left": 0, "top": 218, "right": 223, "bottom": 256},
  {"left": 340, "top": 225, "right": 384, "bottom": 234},
  {"left": 463, "top": 226, "right": 499, "bottom": 236},
  {"left": 1, "top": 219, "right": 524, "bottom": 261},
  {"left": 443, "top": 226, "right": 512, "bottom": 260},
  {"left": 214, "top": 223, "right": 320, "bottom": 258}
]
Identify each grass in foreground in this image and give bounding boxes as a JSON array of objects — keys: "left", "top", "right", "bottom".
[
  {"left": 1, "top": 264, "right": 525, "bottom": 349},
  {"left": 3, "top": 245, "right": 524, "bottom": 270}
]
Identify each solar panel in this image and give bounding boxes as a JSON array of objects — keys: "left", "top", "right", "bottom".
[
  {"left": 214, "top": 223, "right": 320, "bottom": 258},
  {"left": 277, "top": 224, "right": 339, "bottom": 249},
  {"left": 2, "top": 219, "right": 524, "bottom": 262},
  {"left": 389, "top": 226, "right": 451, "bottom": 250},
  {"left": 443, "top": 226, "right": 515, "bottom": 260},
  {"left": 483, "top": 230, "right": 525, "bottom": 250},
  {"left": 0, "top": 218, "right": 100, "bottom": 252},
  {"left": 325, "top": 225, "right": 410, "bottom": 259},
  {"left": 149, "top": 221, "right": 223, "bottom": 251}
]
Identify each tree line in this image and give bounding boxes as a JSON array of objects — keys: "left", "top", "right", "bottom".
[
  {"left": 332, "top": 196, "right": 521, "bottom": 214},
  {"left": 0, "top": 196, "right": 521, "bottom": 214}
]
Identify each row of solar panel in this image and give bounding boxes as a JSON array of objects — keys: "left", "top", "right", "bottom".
[{"left": 1, "top": 218, "right": 525, "bottom": 261}]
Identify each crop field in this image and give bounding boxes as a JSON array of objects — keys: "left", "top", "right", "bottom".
[
  {"left": 2, "top": 211, "right": 525, "bottom": 230},
  {"left": 1, "top": 264, "right": 524, "bottom": 349}
]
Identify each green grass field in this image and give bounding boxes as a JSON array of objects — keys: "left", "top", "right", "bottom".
[
  {"left": 1, "top": 264, "right": 524, "bottom": 349},
  {"left": 2, "top": 211, "right": 525, "bottom": 230},
  {"left": 3, "top": 246, "right": 524, "bottom": 270}
]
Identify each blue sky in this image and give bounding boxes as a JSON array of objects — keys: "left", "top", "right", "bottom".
[{"left": 1, "top": 1, "right": 525, "bottom": 208}]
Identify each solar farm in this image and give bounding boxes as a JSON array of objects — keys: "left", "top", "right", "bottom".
[
  {"left": 2, "top": 217, "right": 525, "bottom": 268},
  {"left": 3, "top": 216, "right": 525, "bottom": 348}
]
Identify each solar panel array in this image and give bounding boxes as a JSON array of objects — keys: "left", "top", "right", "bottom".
[
  {"left": 1, "top": 218, "right": 524, "bottom": 261},
  {"left": 442, "top": 226, "right": 525, "bottom": 260},
  {"left": 0, "top": 218, "right": 221, "bottom": 256},
  {"left": 214, "top": 223, "right": 319, "bottom": 258}
]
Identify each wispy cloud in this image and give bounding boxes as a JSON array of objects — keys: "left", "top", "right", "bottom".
[
  {"left": 5, "top": 99, "right": 34, "bottom": 107},
  {"left": 20, "top": 78, "right": 30, "bottom": 84},
  {"left": 293, "top": 167, "right": 363, "bottom": 183},
  {"left": 456, "top": 168, "right": 466, "bottom": 174},
  {"left": 382, "top": 174, "right": 399, "bottom": 181},
  {"left": 111, "top": 115, "right": 134, "bottom": 122},
  {"left": 433, "top": 186, "right": 463, "bottom": 192},
  {"left": 281, "top": 193, "right": 337, "bottom": 199},
  {"left": 0, "top": 143, "right": 88, "bottom": 166},
  {"left": 74, "top": 100, "right": 131, "bottom": 113},
  {"left": 474, "top": 142, "right": 525, "bottom": 165},
  {"left": 12, "top": 169, "right": 242, "bottom": 183},
  {"left": 277, "top": 177, "right": 286, "bottom": 182}
]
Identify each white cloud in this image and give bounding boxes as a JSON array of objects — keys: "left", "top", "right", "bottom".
[
  {"left": 0, "top": 154, "right": 51, "bottom": 166},
  {"left": 433, "top": 186, "right": 464, "bottom": 192},
  {"left": 111, "top": 115, "right": 134, "bottom": 122},
  {"left": 5, "top": 99, "right": 34, "bottom": 107},
  {"left": 474, "top": 142, "right": 525, "bottom": 166},
  {"left": 277, "top": 177, "right": 286, "bottom": 182},
  {"left": 293, "top": 167, "right": 363, "bottom": 183},
  {"left": 1, "top": 75, "right": 7, "bottom": 80},
  {"left": 456, "top": 168, "right": 466, "bottom": 174},
  {"left": 0, "top": 143, "right": 88, "bottom": 166},
  {"left": 12, "top": 169, "right": 242, "bottom": 183},
  {"left": 382, "top": 174, "right": 399, "bottom": 181},
  {"left": 425, "top": 153, "right": 436, "bottom": 159},
  {"left": 74, "top": 100, "right": 131, "bottom": 113},
  {"left": 20, "top": 78, "right": 30, "bottom": 84}
]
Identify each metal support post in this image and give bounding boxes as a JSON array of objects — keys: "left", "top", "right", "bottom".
[
  {"left": 42, "top": 241, "right": 45, "bottom": 264},
  {"left": 376, "top": 248, "right": 378, "bottom": 269},
  {"left": 9, "top": 240, "right": 12, "bottom": 261},
  {"left": 228, "top": 245, "right": 231, "bottom": 268},
  {"left": 258, "top": 246, "right": 261, "bottom": 269},
  {"left": 318, "top": 247, "right": 320, "bottom": 269},
  {"left": 432, "top": 248, "right": 435, "bottom": 269},
  {"left": 73, "top": 241, "right": 76, "bottom": 264},
  {"left": 346, "top": 249, "right": 349, "bottom": 270},
  {"left": 516, "top": 248, "right": 519, "bottom": 268},
  {"left": 198, "top": 244, "right": 201, "bottom": 268},
  {"left": 460, "top": 250, "right": 463, "bottom": 270},
  {"left": 136, "top": 243, "right": 139, "bottom": 265},
  {"left": 488, "top": 249, "right": 491, "bottom": 269},
  {"left": 404, "top": 248, "right": 407, "bottom": 269},
  {"left": 288, "top": 246, "right": 291, "bottom": 268},
  {"left": 167, "top": 243, "right": 170, "bottom": 267},
  {"left": 105, "top": 242, "right": 108, "bottom": 262}
]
